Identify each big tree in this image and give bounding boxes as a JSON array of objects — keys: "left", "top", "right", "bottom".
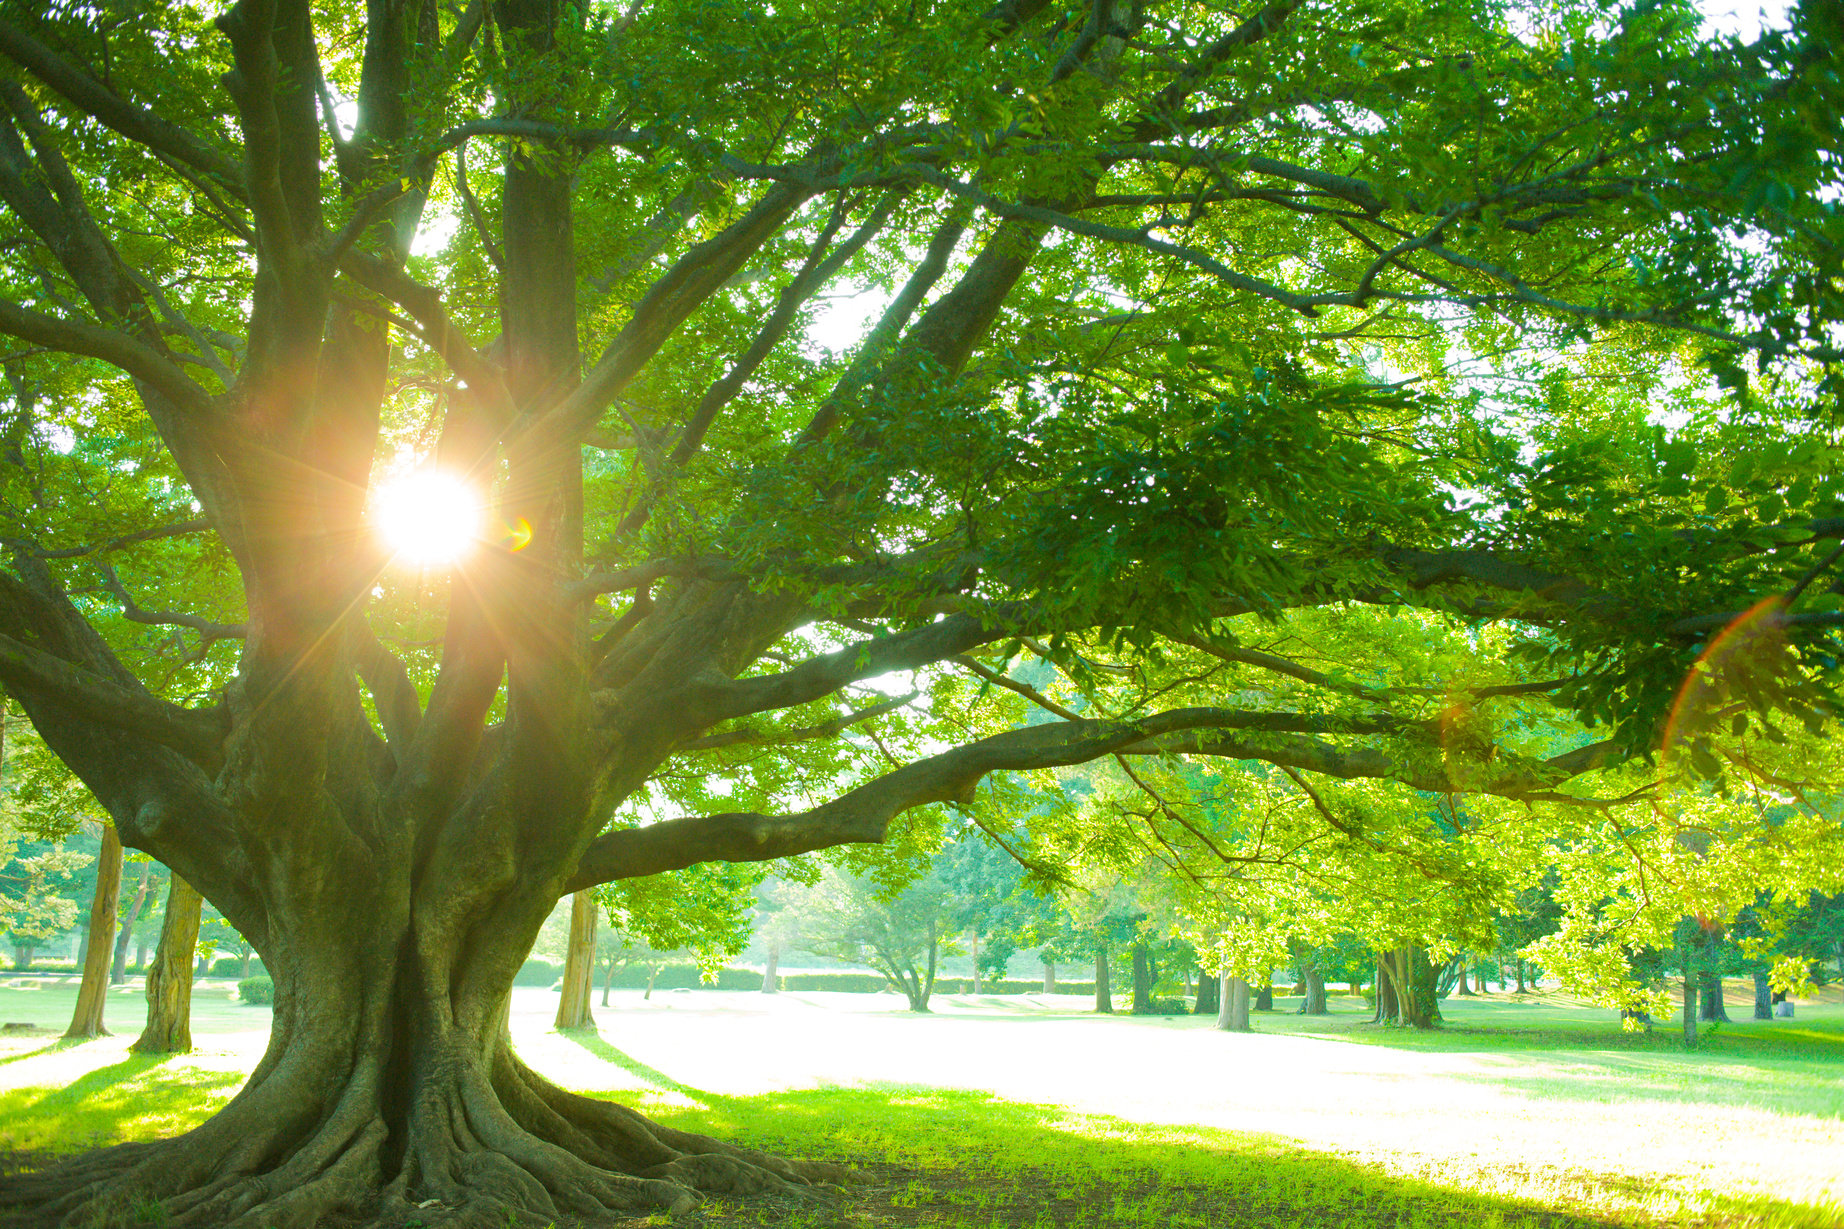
[{"left": 1, "top": 0, "right": 1841, "bottom": 1224}]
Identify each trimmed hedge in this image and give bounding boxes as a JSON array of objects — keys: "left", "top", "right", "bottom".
[
  {"left": 514, "top": 958, "right": 562, "bottom": 986},
  {"left": 237, "top": 976, "right": 274, "bottom": 1005},
  {"left": 205, "top": 957, "right": 265, "bottom": 979}
]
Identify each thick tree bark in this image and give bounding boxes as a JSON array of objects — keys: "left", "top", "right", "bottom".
[
  {"left": 1194, "top": 963, "right": 1219, "bottom": 1014},
  {"left": 109, "top": 861, "right": 154, "bottom": 984},
  {"left": 760, "top": 943, "right": 779, "bottom": 993},
  {"left": 1253, "top": 975, "right": 1273, "bottom": 1012},
  {"left": 554, "top": 889, "right": 598, "bottom": 1031},
  {"left": 1384, "top": 947, "right": 1442, "bottom": 1029},
  {"left": 1300, "top": 967, "right": 1327, "bottom": 1015},
  {"left": 64, "top": 823, "right": 122, "bottom": 1040},
  {"left": 1130, "top": 942, "right": 1153, "bottom": 1013},
  {"left": 133, "top": 874, "right": 204, "bottom": 1053},
  {"left": 12, "top": 921, "right": 845, "bottom": 1227},
  {"left": 1753, "top": 969, "right": 1772, "bottom": 1020},
  {"left": 10, "top": 941, "right": 33, "bottom": 970},
  {"left": 1094, "top": 946, "right": 1112, "bottom": 1013},
  {"left": 1216, "top": 974, "right": 1251, "bottom": 1032}
]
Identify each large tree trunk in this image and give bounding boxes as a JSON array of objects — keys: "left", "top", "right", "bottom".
[
  {"left": 1455, "top": 964, "right": 1474, "bottom": 996},
  {"left": 1094, "top": 947, "right": 1112, "bottom": 1013},
  {"left": 10, "top": 941, "right": 34, "bottom": 971},
  {"left": 64, "top": 824, "right": 123, "bottom": 1041},
  {"left": 133, "top": 875, "right": 205, "bottom": 1053},
  {"left": 554, "top": 889, "right": 598, "bottom": 1031},
  {"left": 1753, "top": 969, "right": 1772, "bottom": 1020},
  {"left": 1513, "top": 957, "right": 1528, "bottom": 993},
  {"left": 110, "top": 862, "right": 155, "bottom": 984},
  {"left": 15, "top": 847, "right": 846, "bottom": 1228},
  {"left": 1385, "top": 947, "right": 1442, "bottom": 1029},
  {"left": 1193, "top": 963, "right": 1219, "bottom": 1015},
  {"left": 1130, "top": 942, "right": 1153, "bottom": 1014},
  {"left": 1300, "top": 967, "right": 1327, "bottom": 1015},
  {"left": 1253, "top": 974, "right": 1273, "bottom": 1012},
  {"left": 1216, "top": 973, "right": 1251, "bottom": 1031}
]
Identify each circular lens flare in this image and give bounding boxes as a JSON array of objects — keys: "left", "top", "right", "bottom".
[{"left": 372, "top": 469, "right": 483, "bottom": 566}]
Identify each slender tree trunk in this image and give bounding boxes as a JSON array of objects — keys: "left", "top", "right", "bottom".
[
  {"left": 1681, "top": 941, "right": 1698, "bottom": 1046},
  {"left": 1216, "top": 974, "right": 1251, "bottom": 1031},
  {"left": 110, "top": 862, "right": 154, "bottom": 984},
  {"left": 645, "top": 963, "right": 662, "bottom": 1000},
  {"left": 1752, "top": 969, "right": 1772, "bottom": 1020},
  {"left": 1474, "top": 961, "right": 1491, "bottom": 994},
  {"left": 1372, "top": 958, "right": 1400, "bottom": 1024},
  {"left": 969, "top": 931, "right": 980, "bottom": 994},
  {"left": 1514, "top": 957, "right": 1528, "bottom": 993},
  {"left": 1130, "top": 942, "right": 1153, "bottom": 1014},
  {"left": 1041, "top": 958, "right": 1055, "bottom": 994},
  {"left": 555, "top": 890, "right": 598, "bottom": 1030},
  {"left": 1301, "top": 967, "right": 1327, "bottom": 1015},
  {"left": 239, "top": 946, "right": 252, "bottom": 979},
  {"left": 1094, "top": 947, "right": 1112, "bottom": 1013},
  {"left": 921, "top": 920, "right": 938, "bottom": 1010},
  {"left": 134, "top": 937, "right": 149, "bottom": 972},
  {"left": 1698, "top": 935, "right": 1731, "bottom": 1022},
  {"left": 133, "top": 875, "right": 204, "bottom": 1053},
  {"left": 600, "top": 955, "right": 615, "bottom": 1007},
  {"left": 761, "top": 942, "right": 779, "bottom": 994},
  {"left": 64, "top": 824, "right": 122, "bottom": 1040},
  {"left": 1194, "top": 964, "right": 1220, "bottom": 1014}
]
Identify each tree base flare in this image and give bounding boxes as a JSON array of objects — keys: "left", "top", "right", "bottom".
[{"left": 0, "top": 1052, "right": 848, "bottom": 1229}]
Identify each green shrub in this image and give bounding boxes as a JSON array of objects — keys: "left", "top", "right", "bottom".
[
  {"left": 209, "top": 956, "right": 264, "bottom": 978},
  {"left": 513, "top": 958, "right": 562, "bottom": 986},
  {"left": 237, "top": 976, "right": 274, "bottom": 1005}
]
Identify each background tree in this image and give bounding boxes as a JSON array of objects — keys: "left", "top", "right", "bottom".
[{"left": 0, "top": 0, "right": 1841, "bottom": 1223}]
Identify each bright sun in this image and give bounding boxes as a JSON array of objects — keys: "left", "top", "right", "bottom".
[{"left": 371, "top": 469, "right": 484, "bottom": 565}]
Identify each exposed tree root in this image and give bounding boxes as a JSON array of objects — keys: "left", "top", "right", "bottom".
[{"left": 0, "top": 1049, "right": 847, "bottom": 1229}]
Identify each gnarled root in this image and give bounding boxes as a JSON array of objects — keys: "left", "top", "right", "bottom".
[{"left": 0, "top": 1047, "right": 845, "bottom": 1229}]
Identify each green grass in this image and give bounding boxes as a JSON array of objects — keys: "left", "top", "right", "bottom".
[{"left": 1, "top": 985, "right": 1839, "bottom": 1228}]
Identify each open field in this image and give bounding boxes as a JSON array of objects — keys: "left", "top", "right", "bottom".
[{"left": 1, "top": 980, "right": 1840, "bottom": 1227}]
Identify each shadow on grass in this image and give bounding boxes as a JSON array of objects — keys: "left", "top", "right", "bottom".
[
  {"left": 565, "top": 1040, "right": 1840, "bottom": 1229},
  {"left": 557, "top": 1025, "right": 703, "bottom": 1097},
  {"left": 0, "top": 1053, "right": 242, "bottom": 1155}
]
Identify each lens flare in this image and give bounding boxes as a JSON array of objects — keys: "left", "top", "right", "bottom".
[{"left": 372, "top": 469, "right": 483, "bottom": 566}]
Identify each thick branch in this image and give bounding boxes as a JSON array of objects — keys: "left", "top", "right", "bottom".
[{"left": 0, "top": 299, "right": 214, "bottom": 415}]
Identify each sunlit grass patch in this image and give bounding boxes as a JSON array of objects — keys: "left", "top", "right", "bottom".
[{"left": 0, "top": 1053, "right": 240, "bottom": 1156}]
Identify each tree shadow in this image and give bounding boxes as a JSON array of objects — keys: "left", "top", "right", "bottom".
[
  {"left": 0, "top": 1053, "right": 241, "bottom": 1156},
  {"left": 553, "top": 1037, "right": 1842, "bottom": 1229},
  {"left": 556, "top": 1026, "right": 704, "bottom": 1097}
]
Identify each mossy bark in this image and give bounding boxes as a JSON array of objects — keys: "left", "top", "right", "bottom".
[{"left": 133, "top": 874, "right": 204, "bottom": 1054}]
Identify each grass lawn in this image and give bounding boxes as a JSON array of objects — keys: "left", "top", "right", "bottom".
[{"left": 0, "top": 978, "right": 1839, "bottom": 1228}]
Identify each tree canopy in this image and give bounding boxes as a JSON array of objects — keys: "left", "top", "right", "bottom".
[{"left": 0, "top": 0, "right": 1841, "bottom": 1223}]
